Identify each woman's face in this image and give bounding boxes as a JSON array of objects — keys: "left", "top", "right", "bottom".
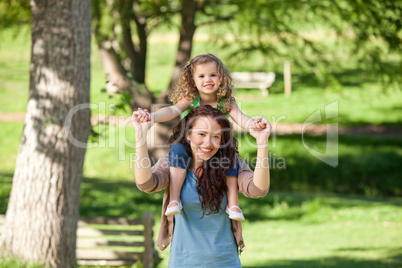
[{"left": 187, "top": 116, "right": 222, "bottom": 165}]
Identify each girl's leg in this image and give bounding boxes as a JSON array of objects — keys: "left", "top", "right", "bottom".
[
  {"left": 168, "top": 167, "right": 186, "bottom": 208},
  {"left": 166, "top": 143, "right": 190, "bottom": 216},
  {"left": 226, "top": 176, "right": 245, "bottom": 221}
]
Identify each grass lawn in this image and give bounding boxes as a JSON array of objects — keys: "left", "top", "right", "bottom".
[
  {"left": 0, "top": 122, "right": 401, "bottom": 266},
  {"left": 0, "top": 122, "right": 401, "bottom": 267},
  {"left": 1, "top": 170, "right": 401, "bottom": 267}
]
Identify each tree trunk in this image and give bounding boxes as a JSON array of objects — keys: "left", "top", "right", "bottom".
[
  {"left": 132, "top": 11, "right": 148, "bottom": 84},
  {"left": 148, "top": 0, "right": 198, "bottom": 158},
  {"left": 93, "top": 0, "right": 189, "bottom": 160},
  {"left": 120, "top": 0, "right": 147, "bottom": 84},
  {"left": 0, "top": 0, "right": 91, "bottom": 267},
  {"left": 97, "top": 42, "right": 154, "bottom": 109},
  {"left": 96, "top": 40, "right": 175, "bottom": 159},
  {"left": 118, "top": 0, "right": 147, "bottom": 84},
  {"left": 168, "top": 0, "right": 198, "bottom": 89}
]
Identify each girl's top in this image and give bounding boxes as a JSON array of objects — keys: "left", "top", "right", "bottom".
[
  {"left": 168, "top": 170, "right": 241, "bottom": 268},
  {"left": 182, "top": 94, "right": 229, "bottom": 118}
]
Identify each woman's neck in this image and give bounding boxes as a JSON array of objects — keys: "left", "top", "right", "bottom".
[{"left": 190, "top": 158, "right": 204, "bottom": 172}]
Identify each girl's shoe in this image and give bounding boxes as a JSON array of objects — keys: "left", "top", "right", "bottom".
[
  {"left": 165, "top": 200, "right": 183, "bottom": 216},
  {"left": 226, "top": 206, "right": 245, "bottom": 221}
]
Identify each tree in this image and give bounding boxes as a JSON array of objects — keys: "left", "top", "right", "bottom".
[
  {"left": 219, "top": 0, "right": 401, "bottom": 89},
  {"left": 91, "top": 0, "right": 185, "bottom": 159},
  {"left": 0, "top": 0, "right": 91, "bottom": 267},
  {"left": 93, "top": 0, "right": 237, "bottom": 159},
  {"left": 168, "top": 0, "right": 236, "bottom": 87}
]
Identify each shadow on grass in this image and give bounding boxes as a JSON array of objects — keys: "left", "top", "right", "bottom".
[
  {"left": 243, "top": 247, "right": 402, "bottom": 268},
  {"left": 0, "top": 171, "right": 163, "bottom": 218},
  {"left": 240, "top": 189, "right": 402, "bottom": 223},
  {"left": 240, "top": 133, "right": 402, "bottom": 197},
  {"left": 0, "top": 172, "right": 13, "bottom": 214},
  {"left": 335, "top": 117, "right": 402, "bottom": 128},
  {"left": 272, "top": 62, "right": 399, "bottom": 92},
  {"left": 2, "top": 131, "right": 401, "bottom": 221},
  {"left": 80, "top": 177, "right": 163, "bottom": 219},
  {"left": 236, "top": 133, "right": 402, "bottom": 222}
]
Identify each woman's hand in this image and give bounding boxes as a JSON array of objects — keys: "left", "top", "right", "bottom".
[{"left": 249, "top": 117, "right": 271, "bottom": 145}]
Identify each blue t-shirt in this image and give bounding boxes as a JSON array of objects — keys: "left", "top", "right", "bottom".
[{"left": 168, "top": 170, "right": 241, "bottom": 268}]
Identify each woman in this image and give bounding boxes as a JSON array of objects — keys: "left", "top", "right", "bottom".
[{"left": 132, "top": 105, "right": 271, "bottom": 267}]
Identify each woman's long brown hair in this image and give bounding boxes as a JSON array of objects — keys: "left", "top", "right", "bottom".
[{"left": 168, "top": 105, "right": 239, "bottom": 217}]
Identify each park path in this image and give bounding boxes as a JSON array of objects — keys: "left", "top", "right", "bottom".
[{"left": 0, "top": 111, "right": 401, "bottom": 138}]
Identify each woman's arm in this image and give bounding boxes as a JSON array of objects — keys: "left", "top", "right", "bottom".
[
  {"left": 249, "top": 117, "right": 271, "bottom": 191},
  {"left": 250, "top": 123, "right": 271, "bottom": 191},
  {"left": 131, "top": 116, "right": 171, "bottom": 193},
  {"left": 135, "top": 156, "right": 171, "bottom": 193},
  {"left": 132, "top": 118, "right": 153, "bottom": 184},
  {"left": 237, "top": 118, "right": 271, "bottom": 196}
]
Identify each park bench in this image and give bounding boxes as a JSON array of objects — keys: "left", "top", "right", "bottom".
[
  {"left": 0, "top": 212, "right": 160, "bottom": 267},
  {"left": 231, "top": 72, "right": 275, "bottom": 96}
]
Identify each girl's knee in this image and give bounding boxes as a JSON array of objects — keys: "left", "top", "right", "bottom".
[
  {"left": 169, "top": 143, "right": 190, "bottom": 169},
  {"left": 169, "top": 143, "right": 189, "bottom": 158}
]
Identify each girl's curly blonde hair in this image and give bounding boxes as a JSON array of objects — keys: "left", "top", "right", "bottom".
[{"left": 169, "top": 54, "right": 235, "bottom": 114}]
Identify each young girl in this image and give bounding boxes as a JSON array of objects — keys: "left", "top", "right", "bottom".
[{"left": 133, "top": 54, "right": 267, "bottom": 221}]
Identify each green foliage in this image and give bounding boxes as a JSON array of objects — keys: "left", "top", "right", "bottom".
[
  {"left": 332, "top": 0, "right": 401, "bottom": 51},
  {"left": 0, "top": 0, "right": 30, "bottom": 29},
  {"left": 91, "top": 0, "right": 181, "bottom": 83},
  {"left": 2, "top": 0, "right": 400, "bottom": 91},
  {"left": 218, "top": 0, "right": 401, "bottom": 91}
]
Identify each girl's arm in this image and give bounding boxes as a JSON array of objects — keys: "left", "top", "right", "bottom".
[
  {"left": 228, "top": 101, "right": 256, "bottom": 130},
  {"left": 229, "top": 101, "right": 268, "bottom": 131},
  {"left": 152, "top": 98, "right": 191, "bottom": 123},
  {"left": 248, "top": 118, "right": 271, "bottom": 191}
]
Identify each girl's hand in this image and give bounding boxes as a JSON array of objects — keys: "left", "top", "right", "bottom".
[
  {"left": 250, "top": 116, "right": 268, "bottom": 131},
  {"left": 132, "top": 108, "right": 152, "bottom": 123},
  {"left": 132, "top": 111, "right": 153, "bottom": 142},
  {"left": 249, "top": 117, "right": 271, "bottom": 145}
]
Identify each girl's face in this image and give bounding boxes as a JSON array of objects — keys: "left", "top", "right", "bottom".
[
  {"left": 192, "top": 62, "right": 220, "bottom": 97},
  {"left": 187, "top": 116, "right": 222, "bottom": 166}
]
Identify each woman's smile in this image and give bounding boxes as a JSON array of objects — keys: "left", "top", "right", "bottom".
[
  {"left": 198, "top": 146, "right": 214, "bottom": 156},
  {"left": 187, "top": 116, "right": 222, "bottom": 165},
  {"left": 199, "top": 147, "right": 213, "bottom": 152}
]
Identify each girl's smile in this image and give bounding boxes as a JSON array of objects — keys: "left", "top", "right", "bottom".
[{"left": 193, "top": 62, "right": 220, "bottom": 97}]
